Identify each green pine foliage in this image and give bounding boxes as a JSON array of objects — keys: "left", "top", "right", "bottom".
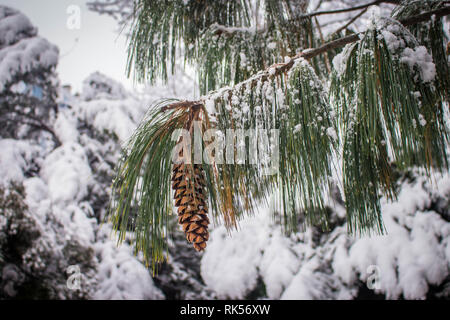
[
  {"left": 111, "top": 0, "right": 450, "bottom": 270},
  {"left": 331, "top": 17, "right": 448, "bottom": 233},
  {"left": 110, "top": 100, "right": 189, "bottom": 270}
]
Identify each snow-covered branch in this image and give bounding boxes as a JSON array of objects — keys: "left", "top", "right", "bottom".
[{"left": 161, "top": 5, "right": 450, "bottom": 111}]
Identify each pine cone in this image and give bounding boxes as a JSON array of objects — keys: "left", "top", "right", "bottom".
[{"left": 172, "top": 163, "right": 210, "bottom": 251}]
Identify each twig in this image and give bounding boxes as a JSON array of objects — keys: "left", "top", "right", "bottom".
[
  {"left": 161, "top": 6, "right": 450, "bottom": 112},
  {"left": 160, "top": 100, "right": 203, "bottom": 112}
]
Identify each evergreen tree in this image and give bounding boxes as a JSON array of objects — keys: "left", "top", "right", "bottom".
[
  {"left": 0, "top": 5, "right": 208, "bottom": 299},
  {"left": 104, "top": 0, "right": 450, "bottom": 271},
  {"left": 0, "top": 6, "right": 60, "bottom": 147}
]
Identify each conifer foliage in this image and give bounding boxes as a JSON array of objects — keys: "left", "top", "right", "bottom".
[{"left": 109, "top": 0, "right": 450, "bottom": 271}]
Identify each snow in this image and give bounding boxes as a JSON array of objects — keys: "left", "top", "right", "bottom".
[
  {"left": 400, "top": 46, "right": 436, "bottom": 83},
  {"left": 205, "top": 98, "right": 216, "bottom": 115},
  {"left": 9, "top": 80, "right": 27, "bottom": 93},
  {"left": 13, "top": 74, "right": 168, "bottom": 298},
  {"left": 259, "top": 232, "right": 301, "bottom": 298},
  {"left": 81, "top": 71, "right": 128, "bottom": 101},
  {"left": 418, "top": 114, "right": 427, "bottom": 127},
  {"left": 276, "top": 88, "right": 285, "bottom": 109},
  {"left": 0, "top": 7, "right": 173, "bottom": 297},
  {"left": 210, "top": 23, "right": 256, "bottom": 35},
  {"left": 1, "top": 2, "right": 450, "bottom": 301},
  {"left": 201, "top": 211, "right": 270, "bottom": 299},
  {"left": 375, "top": 19, "right": 437, "bottom": 83},
  {"left": 333, "top": 173, "right": 450, "bottom": 299},
  {"left": 366, "top": 5, "right": 382, "bottom": 30},
  {"left": 326, "top": 127, "right": 337, "bottom": 141},
  {"left": 93, "top": 229, "right": 165, "bottom": 300},
  {"left": 77, "top": 97, "right": 144, "bottom": 143},
  {"left": 332, "top": 43, "right": 356, "bottom": 76},
  {"left": 239, "top": 52, "right": 247, "bottom": 65},
  {"left": 54, "top": 110, "right": 79, "bottom": 144},
  {"left": 22, "top": 165, "right": 164, "bottom": 299},
  {"left": 331, "top": 15, "right": 437, "bottom": 84},
  {"left": 58, "top": 71, "right": 149, "bottom": 143},
  {"left": 267, "top": 42, "right": 276, "bottom": 50},
  {"left": 0, "top": 35, "right": 58, "bottom": 91},
  {"left": 231, "top": 94, "right": 240, "bottom": 106},
  {"left": 381, "top": 31, "right": 402, "bottom": 51},
  {"left": 310, "top": 0, "right": 395, "bottom": 37}
]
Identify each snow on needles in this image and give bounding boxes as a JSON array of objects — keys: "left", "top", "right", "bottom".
[
  {"left": 333, "top": 18, "right": 437, "bottom": 84},
  {"left": 378, "top": 20, "right": 436, "bottom": 83},
  {"left": 334, "top": 174, "right": 450, "bottom": 299},
  {"left": 332, "top": 43, "right": 357, "bottom": 77},
  {"left": 18, "top": 79, "right": 164, "bottom": 298},
  {"left": 1, "top": 3, "right": 449, "bottom": 300}
]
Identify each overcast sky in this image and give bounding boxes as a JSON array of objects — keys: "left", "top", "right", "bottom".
[{"left": 3, "top": 0, "right": 135, "bottom": 93}]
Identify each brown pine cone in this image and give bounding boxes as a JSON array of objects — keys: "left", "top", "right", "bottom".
[{"left": 172, "top": 163, "right": 210, "bottom": 251}]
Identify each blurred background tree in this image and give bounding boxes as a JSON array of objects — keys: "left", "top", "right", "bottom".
[{"left": 105, "top": 0, "right": 450, "bottom": 272}]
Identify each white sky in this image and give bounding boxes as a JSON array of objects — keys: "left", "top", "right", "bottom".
[{"left": 3, "top": 0, "right": 135, "bottom": 94}]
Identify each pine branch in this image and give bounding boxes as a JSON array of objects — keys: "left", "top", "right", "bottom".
[
  {"left": 332, "top": 17, "right": 449, "bottom": 232},
  {"left": 211, "top": 23, "right": 258, "bottom": 36},
  {"left": 161, "top": 5, "right": 450, "bottom": 112},
  {"left": 331, "top": 7, "right": 369, "bottom": 36},
  {"left": 209, "top": 1, "right": 394, "bottom": 38}
]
